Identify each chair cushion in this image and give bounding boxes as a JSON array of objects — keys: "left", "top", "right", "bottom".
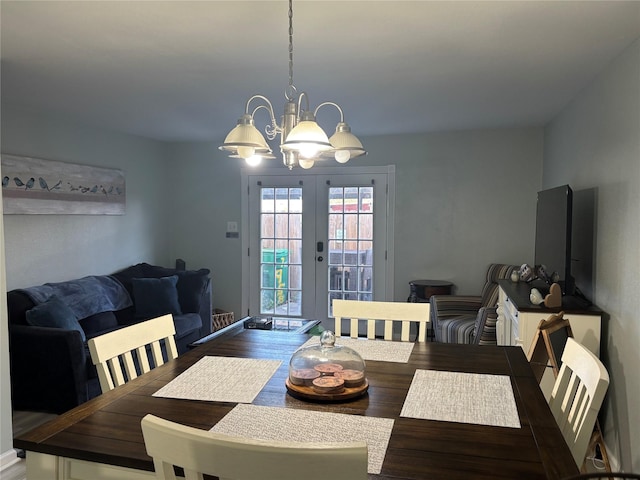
[
  {"left": 437, "top": 315, "right": 476, "bottom": 344},
  {"left": 132, "top": 276, "right": 182, "bottom": 319},
  {"left": 25, "top": 295, "right": 86, "bottom": 342}
]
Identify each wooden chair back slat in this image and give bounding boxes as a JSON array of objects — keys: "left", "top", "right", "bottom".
[
  {"left": 333, "top": 300, "right": 430, "bottom": 342},
  {"left": 88, "top": 314, "right": 178, "bottom": 393}
]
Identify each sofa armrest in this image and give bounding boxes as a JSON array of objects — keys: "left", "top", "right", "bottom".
[
  {"left": 8, "top": 324, "right": 89, "bottom": 413},
  {"left": 198, "top": 278, "right": 213, "bottom": 338},
  {"left": 472, "top": 306, "right": 498, "bottom": 345}
]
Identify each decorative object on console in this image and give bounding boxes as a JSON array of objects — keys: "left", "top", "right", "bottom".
[
  {"left": 529, "top": 288, "right": 544, "bottom": 305},
  {"left": 544, "top": 283, "right": 562, "bottom": 308},
  {"left": 218, "top": 0, "right": 366, "bottom": 170},
  {"left": 510, "top": 270, "right": 520, "bottom": 283},
  {"left": 1, "top": 154, "right": 125, "bottom": 214},
  {"left": 519, "top": 263, "right": 536, "bottom": 282}
]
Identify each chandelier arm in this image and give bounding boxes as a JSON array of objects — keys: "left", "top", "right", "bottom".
[
  {"left": 245, "top": 95, "right": 275, "bottom": 118},
  {"left": 313, "top": 102, "right": 345, "bottom": 122},
  {"left": 245, "top": 95, "right": 281, "bottom": 140},
  {"left": 297, "top": 91, "right": 311, "bottom": 116}
]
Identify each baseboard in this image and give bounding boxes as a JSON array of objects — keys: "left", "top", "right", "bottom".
[{"left": 0, "top": 448, "right": 20, "bottom": 470}]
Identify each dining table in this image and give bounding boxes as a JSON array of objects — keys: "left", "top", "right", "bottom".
[{"left": 15, "top": 327, "right": 580, "bottom": 480}]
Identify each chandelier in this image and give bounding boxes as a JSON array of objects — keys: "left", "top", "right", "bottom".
[{"left": 219, "top": 0, "right": 366, "bottom": 170}]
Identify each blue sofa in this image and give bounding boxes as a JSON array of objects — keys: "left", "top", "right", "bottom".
[{"left": 7, "top": 263, "right": 212, "bottom": 413}]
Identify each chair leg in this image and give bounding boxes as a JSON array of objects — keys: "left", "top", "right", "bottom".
[{"left": 581, "top": 420, "right": 611, "bottom": 473}]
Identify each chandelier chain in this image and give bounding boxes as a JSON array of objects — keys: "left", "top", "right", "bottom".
[{"left": 288, "top": 0, "right": 294, "bottom": 89}]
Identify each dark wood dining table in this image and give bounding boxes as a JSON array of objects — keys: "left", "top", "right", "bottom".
[{"left": 15, "top": 328, "right": 579, "bottom": 479}]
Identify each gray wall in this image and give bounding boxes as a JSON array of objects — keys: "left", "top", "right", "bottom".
[
  {"left": 351, "top": 128, "right": 542, "bottom": 298},
  {"left": 1, "top": 105, "right": 173, "bottom": 289},
  {"left": 164, "top": 142, "right": 243, "bottom": 313},
  {"left": 543, "top": 39, "right": 640, "bottom": 471},
  {"left": 166, "top": 127, "right": 543, "bottom": 317}
]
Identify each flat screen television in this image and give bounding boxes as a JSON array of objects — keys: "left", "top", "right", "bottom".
[{"left": 534, "top": 185, "right": 574, "bottom": 295}]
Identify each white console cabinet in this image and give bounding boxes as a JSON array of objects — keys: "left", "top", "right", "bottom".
[{"left": 496, "top": 280, "right": 602, "bottom": 397}]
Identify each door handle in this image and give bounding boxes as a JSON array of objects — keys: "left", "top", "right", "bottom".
[
  {"left": 317, "top": 241, "right": 324, "bottom": 253},
  {"left": 317, "top": 256, "right": 324, "bottom": 262}
]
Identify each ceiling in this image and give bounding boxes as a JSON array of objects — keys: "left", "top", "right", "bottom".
[{"left": 1, "top": 1, "right": 639, "bottom": 143}]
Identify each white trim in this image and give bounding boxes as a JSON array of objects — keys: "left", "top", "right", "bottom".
[{"left": 0, "top": 448, "right": 20, "bottom": 470}]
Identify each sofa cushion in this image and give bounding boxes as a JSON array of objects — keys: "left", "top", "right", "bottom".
[
  {"left": 132, "top": 275, "right": 182, "bottom": 319},
  {"left": 136, "top": 264, "right": 210, "bottom": 313},
  {"left": 25, "top": 295, "right": 86, "bottom": 342},
  {"left": 112, "top": 263, "right": 210, "bottom": 314},
  {"left": 174, "top": 269, "right": 210, "bottom": 313},
  {"left": 79, "top": 311, "right": 119, "bottom": 337},
  {"left": 173, "top": 313, "right": 203, "bottom": 340}
]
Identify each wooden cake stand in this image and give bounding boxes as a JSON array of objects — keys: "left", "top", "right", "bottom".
[{"left": 285, "top": 378, "right": 369, "bottom": 402}]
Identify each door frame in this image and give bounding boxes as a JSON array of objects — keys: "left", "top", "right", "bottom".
[{"left": 240, "top": 165, "right": 396, "bottom": 318}]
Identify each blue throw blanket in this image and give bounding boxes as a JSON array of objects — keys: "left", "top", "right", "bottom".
[{"left": 19, "top": 275, "right": 133, "bottom": 319}]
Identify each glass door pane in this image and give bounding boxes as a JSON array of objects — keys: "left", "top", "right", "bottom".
[
  {"left": 328, "top": 186, "right": 374, "bottom": 315},
  {"left": 259, "top": 187, "right": 302, "bottom": 316}
]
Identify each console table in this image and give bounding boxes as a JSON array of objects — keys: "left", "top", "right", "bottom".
[{"left": 496, "top": 279, "right": 603, "bottom": 397}]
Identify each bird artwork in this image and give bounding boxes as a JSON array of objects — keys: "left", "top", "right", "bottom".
[
  {"left": 12, "top": 177, "right": 35, "bottom": 190},
  {"left": 2, "top": 155, "right": 125, "bottom": 214},
  {"left": 38, "top": 177, "right": 63, "bottom": 191}
]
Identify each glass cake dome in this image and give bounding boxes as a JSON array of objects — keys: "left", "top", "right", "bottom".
[{"left": 288, "top": 331, "right": 366, "bottom": 395}]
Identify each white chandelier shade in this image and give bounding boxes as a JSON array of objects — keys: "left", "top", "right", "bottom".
[
  {"left": 323, "top": 121, "right": 366, "bottom": 163},
  {"left": 219, "top": 114, "right": 272, "bottom": 160}
]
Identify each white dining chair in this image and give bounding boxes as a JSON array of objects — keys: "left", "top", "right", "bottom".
[
  {"left": 88, "top": 314, "right": 178, "bottom": 393},
  {"left": 548, "top": 337, "right": 610, "bottom": 468},
  {"left": 141, "top": 414, "right": 368, "bottom": 480},
  {"left": 332, "top": 299, "right": 430, "bottom": 342}
]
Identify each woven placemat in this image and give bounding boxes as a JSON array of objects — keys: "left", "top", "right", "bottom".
[
  {"left": 210, "top": 404, "right": 394, "bottom": 474},
  {"left": 400, "top": 370, "right": 521, "bottom": 428},
  {"left": 299, "top": 336, "right": 414, "bottom": 363},
  {"left": 153, "top": 356, "right": 281, "bottom": 404}
]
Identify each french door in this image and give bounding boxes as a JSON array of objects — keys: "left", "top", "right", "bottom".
[{"left": 242, "top": 166, "right": 394, "bottom": 324}]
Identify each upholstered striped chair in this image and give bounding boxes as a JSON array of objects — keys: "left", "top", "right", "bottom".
[{"left": 430, "top": 263, "right": 518, "bottom": 344}]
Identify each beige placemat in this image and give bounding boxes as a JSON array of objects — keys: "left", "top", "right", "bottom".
[
  {"left": 299, "top": 336, "right": 414, "bottom": 363},
  {"left": 210, "top": 404, "right": 394, "bottom": 474},
  {"left": 152, "top": 356, "right": 281, "bottom": 403},
  {"left": 400, "top": 370, "right": 521, "bottom": 428}
]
